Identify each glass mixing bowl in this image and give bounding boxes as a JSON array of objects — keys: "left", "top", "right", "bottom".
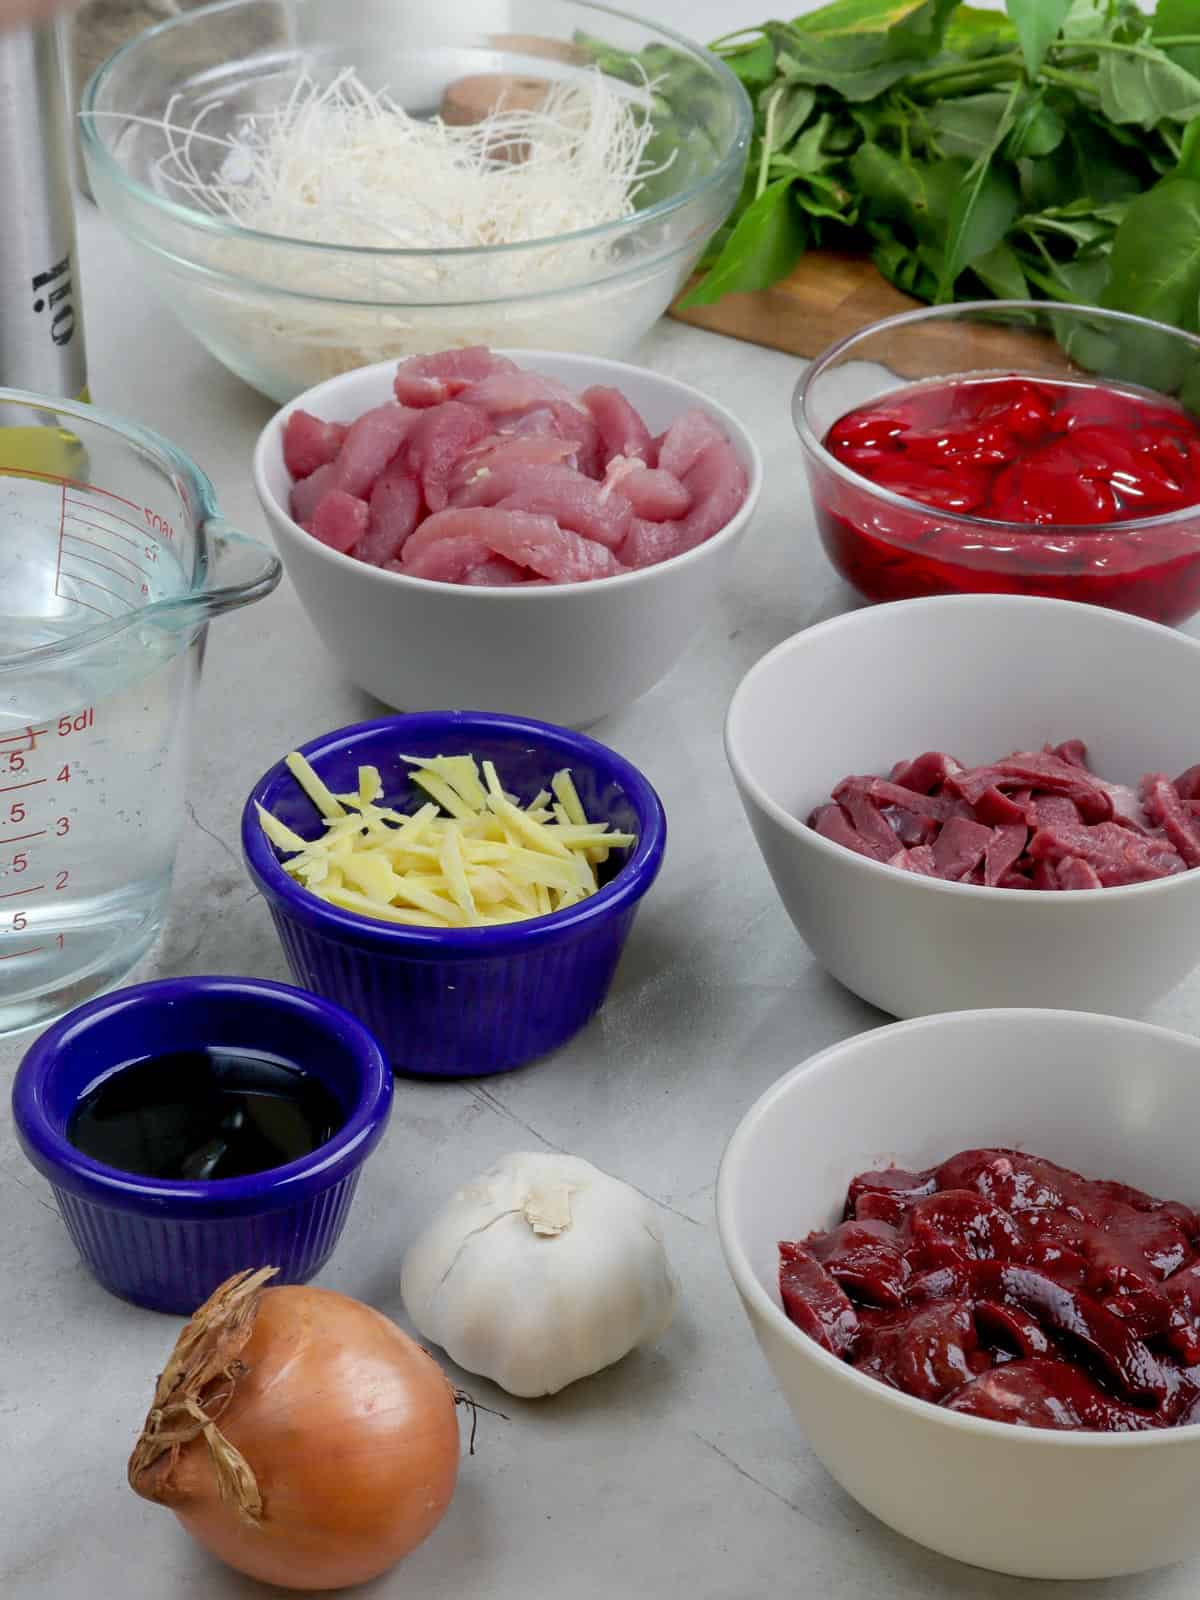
[
  {"left": 80, "top": 0, "right": 750, "bottom": 402},
  {"left": 795, "top": 301, "right": 1200, "bottom": 627}
]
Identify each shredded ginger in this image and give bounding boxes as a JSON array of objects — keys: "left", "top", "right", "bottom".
[
  {"left": 153, "top": 66, "right": 665, "bottom": 251},
  {"left": 258, "top": 752, "right": 637, "bottom": 928}
]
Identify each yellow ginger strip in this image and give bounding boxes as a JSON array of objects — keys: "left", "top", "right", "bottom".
[
  {"left": 438, "top": 824, "right": 479, "bottom": 923},
  {"left": 255, "top": 803, "right": 308, "bottom": 854},
  {"left": 552, "top": 769, "right": 587, "bottom": 826},
  {"left": 286, "top": 752, "right": 346, "bottom": 819},
  {"left": 322, "top": 886, "right": 452, "bottom": 926},
  {"left": 410, "top": 767, "right": 476, "bottom": 821},
  {"left": 487, "top": 793, "right": 573, "bottom": 859},
  {"left": 403, "top": 754, "right": 488, "bottom": 812}
]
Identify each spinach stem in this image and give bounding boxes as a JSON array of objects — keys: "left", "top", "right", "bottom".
[
  {"left": 1053, "top": 38, "right": 1175, "bottom": 61},
  {"left": 709, "top": 27, "right": 764, "bottom": 50},
  {"left": 1039, "top": 67, "right": 1101, "bottom": 96},
  {"left": 757, "top": 88, "right": 780, "bottom": 198},
  {"left": 904, "top": 50, "right": 1022, "bottom": 92}
]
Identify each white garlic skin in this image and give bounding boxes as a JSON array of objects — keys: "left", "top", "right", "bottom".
[{"left": 400, "top": 1151, "right": 680, "bottom": 1398}]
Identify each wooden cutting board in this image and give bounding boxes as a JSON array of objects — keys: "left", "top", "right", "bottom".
[{"left": 670, "top": 250, "right": 1069, "bottom": 378}]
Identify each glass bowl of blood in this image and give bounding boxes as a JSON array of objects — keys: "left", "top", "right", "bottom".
[{"left": 794, "top": 301, "right": 1200, "bottom": 627}]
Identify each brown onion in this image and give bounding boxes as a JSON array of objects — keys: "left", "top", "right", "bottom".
[{"left": 129, "top": 1268, "right": 461, "bottom": 1590}]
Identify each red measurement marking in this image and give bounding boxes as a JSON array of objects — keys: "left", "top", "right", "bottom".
[
  {"left": 59, "top": 570, "right": 132, "bottom": 608},
  {"left": 66, "top": 595, "right": 116, "bottom": 618},
  {"left": 63, "top": 546, "right": 138, "bottom": 586},
  {"left": 63, "top": 496, "right": 152, "bottom": 537},
  {"left": 0, "top": 726, "right": 47, "bottom": 750},
  {"left": 54, "top": 479, "right": 64, "bottom": 599},
  {"left": 2, "top": 831, "right": 46, "bottom": 844},
  {"left": 0, "top": 780, "right": 46, "bottom": 795},
  {"left": 5, "top": 468, "right": 139, "bottom": 509},
  {"left": 0, "top": 946, "right": 44, "bottom": 961},
  {"left": 0, "top": 884, "right": 44, "bottom": 900},
  {"left": 65, "top": 521, "right": 139, "bottom": 560}
]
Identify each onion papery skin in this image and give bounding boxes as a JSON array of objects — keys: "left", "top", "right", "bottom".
[{"left": 133, "top": 1284, "right": 460, "bottom": 1590}]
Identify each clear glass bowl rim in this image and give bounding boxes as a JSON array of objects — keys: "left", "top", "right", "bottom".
[
  {"left": 78, "top": 0, "right": 752, "bottom": 263},
  {"left": 793, "top": 298, "right": 1200, "bottom": 539}
]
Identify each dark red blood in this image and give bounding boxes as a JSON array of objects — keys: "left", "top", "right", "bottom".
[
  {"left": 780, "top": 1146, "right": 1200, "bottom": 1432},
  {"left": 778, "top": 1242, "right": 859, "bottom": 1357},
  {"left": 817, "top": 374, "right": 1200, "bottom": 625}
]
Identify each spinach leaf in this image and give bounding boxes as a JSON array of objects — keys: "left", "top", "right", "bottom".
[
  {"left": 1004, "top": 91, "right": 1067, "bottom": 160},
  {"left": 1176, "top": 116, "right": 1200, "bottom": 181},
  {"left": 1005, "top": 0, "right": 1073, "bottom": 79},
  {"left": 1021, "top": 252, "right": 1111, "bottom": 303},
  {"left": 677, "top": 180, "right": 809, "bottom": 309},
  {"left": 723, "top": 35, "right": 777, "bottom": 91},
  {"left": 943, "top": 6, "right": 1018, "bottom": 54},
  {"left": 790, "top": 0, "right": 960, "bottom": 57},
  {"left": 769, "top": 83, "right": 818, "bottom": 151},
  {"left": 1153, "top": 0, "right": 1200, "bottom": 79},
  {"left": 1097, "top": 49, "right": 1200, "bottom": 130},
  {"left": 775, "top": 44, "right": 926, "bottom": 102},
  {"left": 927, "top": 93, "right": 1012, "bottom": 160},
  {"left": 1104, "top": 175, "right": 1200, "bottom": 329},
  {"left": 869, "top": 230, "right": 942, "bottom": 300},
  {"left": 937, "top": 159, "right": 1022, "bottom": 298},
  {"left": 969, "top": 241, "right": 1029, "bottom": 298},
  {"left": 936, "top": 86, "right": 1022, "bottom": 300}
]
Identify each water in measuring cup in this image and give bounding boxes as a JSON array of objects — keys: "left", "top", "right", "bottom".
[{"left": 0, "top": 471, "right": 197, "bottom": 1034}]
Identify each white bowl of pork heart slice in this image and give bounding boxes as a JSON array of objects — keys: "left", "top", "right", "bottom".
[
  {"left": 725, "top": 593, "right": 1200, "bottom": 1021},
  {"left": 253, "top": 348, "right": 762, "bottom": 728}
]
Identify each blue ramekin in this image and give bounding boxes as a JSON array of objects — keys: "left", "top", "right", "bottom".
[
  {"left": 241, "top": 711, "right": 667, "bottom": 1078},
  {"left": 11, "top": 976, "right": 392, "bottom": 1314}
]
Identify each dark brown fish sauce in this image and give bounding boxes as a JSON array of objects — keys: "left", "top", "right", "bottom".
[{"left": 67, "top": 1047, "right": 345, "bottom": 1181}]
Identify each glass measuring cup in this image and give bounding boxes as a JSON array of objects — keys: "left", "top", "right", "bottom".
[{"left": 0, "top": 387, "right": 281, "bottom": 1035}]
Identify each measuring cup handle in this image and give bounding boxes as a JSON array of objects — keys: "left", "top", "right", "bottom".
[{"left": 200, "top": 518, "right": 283, "bottom": 618}]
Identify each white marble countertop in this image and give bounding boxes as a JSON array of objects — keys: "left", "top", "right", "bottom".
[{"left": 6, "top": 5, "right": 1200, "bottom": 1596}]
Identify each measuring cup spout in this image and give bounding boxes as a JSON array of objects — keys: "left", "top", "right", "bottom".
[{"left": 196, "top": 518, "right": 282, "bottom": 619}]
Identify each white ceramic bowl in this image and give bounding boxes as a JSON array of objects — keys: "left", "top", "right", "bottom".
[
  {"left": 717, "top": 1008, "right": 1200, "bottom": 1580},
  {"left": 253, "top": 351, "right": 761, "bottom": 727},
  {"left": 724, "top": 594, "right": 1200, "bottom": 1019}
]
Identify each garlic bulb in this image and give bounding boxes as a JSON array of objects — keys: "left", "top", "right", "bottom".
[{"left": 400, "top": 1151, "right": 680, "bottom": 1398}]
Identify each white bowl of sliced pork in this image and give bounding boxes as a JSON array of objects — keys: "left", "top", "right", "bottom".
[
  {"left": 253, "top": 347, "right": 761, "bottom": 727},
  {"left": 725, "top": 594, "right": 1200, "bottom": 1020}
]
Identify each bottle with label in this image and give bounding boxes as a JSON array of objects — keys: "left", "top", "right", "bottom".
[{"left": 0, "top": 23, "right": 89, "bottom": 475}]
